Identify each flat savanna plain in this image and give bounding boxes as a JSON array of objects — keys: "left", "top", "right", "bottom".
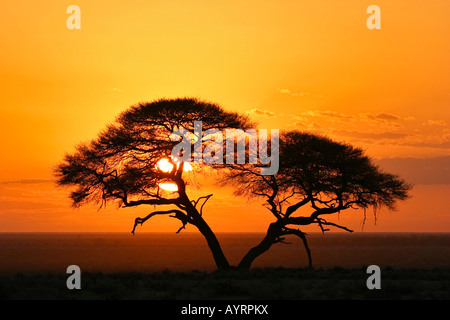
[{"left": 1, "top": 232, "right": 449, "bottom": 299}]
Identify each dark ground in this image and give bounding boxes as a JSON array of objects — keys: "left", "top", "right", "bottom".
[{"left": 1, "top": 266, "right": 449, "bottom": 300}]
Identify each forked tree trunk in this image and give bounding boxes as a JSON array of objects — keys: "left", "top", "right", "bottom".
[
  {"left": 237, "top": 221, "right": 313, "bottom": 270},
  {"left": 194, "top": 216, "right": 230, "bottom": 270},
  {"left": 237, "top": 222, "right": 282, "bottom": 270},
  {"left": 182, "top": 196, "right": 230, "bottom": 270}
]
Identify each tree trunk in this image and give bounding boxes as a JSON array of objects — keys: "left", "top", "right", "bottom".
[
  {"left": 237, "top": 222, "right": 281, "bottom": 270},
  {"left": 176, "top": 183, "right": 230, "bottom": 270},
  {"left": 180, "top": 196, "right": 229, "bottom": 270},
  {"left": 194, "top": 216, "right": 230, "bottom": 270},
  {"left": 296, "top": 231, "right": 313, "bottom": 269},
  {"left": 237, "top": 221, "right": 314, "bottom": 270}
]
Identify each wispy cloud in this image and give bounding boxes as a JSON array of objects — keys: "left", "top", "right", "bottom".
[
  {"left": 376, "top": 156, "right": 450, "bottom": 185},
  {"left": 297, "top": 110, "right": 355, "bottom": 121},
  {"left": 247, "top": 108, "right": 275, "bottom": 117},
  {"left": 0, "top": 179, "right": 68, "bottom": 210},
  {"left": 0, "top": 179, "right": 53, "bottom": 185},
  {"left": 367, "top": 112, "right": 400, "bottom": 121},
  {"left": 277, "top": 88, "right": 291, "bottom": 94},
  {"left": 276, "top": 88, "right": 322, "bottom": 98},
  {"left": 296, "top": 110, "right": 403, "bottom": 124},
  {"left": 289, "top": 108, "right": 450, "bottom": 154},
  {"left": 332, "top": 130, "right": 409, "bottom": 140},
  {"left": 422, "top": 120, "right": 447, "bottom": 126}
]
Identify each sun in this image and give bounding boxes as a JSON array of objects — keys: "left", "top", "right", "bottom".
[
  {"left": 156, "top": 158, "right": 175, "bottom": 173},
  {"left": 155, "top": 158, "right": 192, "bottom": 191},
  {"left": 156, "top": 158, "right": 193, "bottom": 173},
  {"left": 158, "top": 182, "right": 179, "bottom": 192}
]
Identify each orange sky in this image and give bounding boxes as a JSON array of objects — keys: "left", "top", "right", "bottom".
[{"left": 0, "top": 1, "right": 449, "bottom": 232}]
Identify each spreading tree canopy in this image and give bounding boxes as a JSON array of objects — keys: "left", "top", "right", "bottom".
[
  {"left": 221, "top": 130, "right": 411, "bottom": 269},
  {"left": 55, "top": 98, "right": 411, "bottom": 271},
  {"left": 55, "top": 97, "right": 253, "bottom": 270}
]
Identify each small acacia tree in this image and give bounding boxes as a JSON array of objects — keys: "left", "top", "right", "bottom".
[
  {"left": 55, "top": 98, "right": 254, "bottom": 270},
  {"left": 222, "top": 130, "right": 411, "bottom": 269}
]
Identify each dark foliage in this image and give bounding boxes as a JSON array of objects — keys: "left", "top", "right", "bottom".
[
  {"left": 221, "top": 131, "right": 411, "bottom": 269},
  {"left": 54, "top": 98, "right": 253, "bottom": 270}
]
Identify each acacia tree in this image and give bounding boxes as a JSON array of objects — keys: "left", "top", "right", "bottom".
[
  {"left": 55, "top": 98, "right": 254, "bottom": 270},
  {"left": 56, "top": 99, "right": 411, "bottom": 272},
  {"left": 222, "top": 130, "right": 411, "bottom": 270}
]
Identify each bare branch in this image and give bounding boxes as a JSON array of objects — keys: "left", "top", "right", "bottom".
[
  {"left": 199, "top": 194, "right": 212, "bottom": 216},
  {"left": 285, "top": 196, "right": 311, "bottom": 217},
  {"left": 281, "top": 227, "right": 312, "bottom": 268},
  {"left": 123, "top": 197, "right": 180, "bottom": 207},
  {"left": 277, "top": 189, "right": 298, "bottom": 207},
  {"left": 191, "top": 194, "right": 213, "bottom": 216},
  {"left": 131, "top": 209, "right": 187, "bottom": 234},
  {"left": 169, "top": 210, "right": 192, "bottom": 233},
  {"left": 315, "top": 218, "right": 354, "bottom": 233},
  {"left": 316, "top": 218, "right": 330, "bottom": 233},
  {"left": 274, "top": 236, "right": 292, "bottom": 245}
]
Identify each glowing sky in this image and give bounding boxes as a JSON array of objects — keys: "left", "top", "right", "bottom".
[{"left": 0, "top": 1, "right": 449, "bottom": 232}]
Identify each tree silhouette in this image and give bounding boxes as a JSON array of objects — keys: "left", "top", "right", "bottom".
[
  {"left": 221, "top": 130, "right": 412, "bottom": 270},
  {"left": 56, "top": 99, "right": 411, "bottom": 272},
  {"left": 55, "top": 98, "right": 253, "bottom": 270}
]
